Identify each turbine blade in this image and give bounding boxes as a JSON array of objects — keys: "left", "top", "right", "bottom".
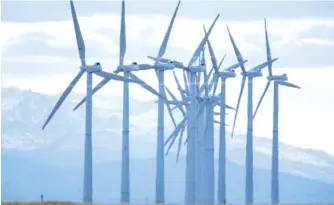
[
  {"left": 165, "top": 116, "right": 187, "bottom": 150},
  {"left": 231, "top": 75, "right": 246, "bottom": 138},
  {"left": 203, "top": 25, "right": 218, "bottom": 72},
  {"left": 212, "top": 77, "right": 220, "bottom": 96},
  {"left": 95, "top": 71, "right": 136, "bottom": 82},
  {"left": 120, "top": 0, "right": 126, "bottom": 66},
  {"left": 253, "top": 80, "right": 271, "bottom": 119},
  {"left": 218, "top": 54, "right": 226, "bottom": 69},
  {"left": 226, "top": 26, "right": 246, "bottom": 74},
  {"left": 173, "top": 61, "right": 187, "bottom": 70},
  {"left": 251, "top": 58, "right": 278, "bottom": 71},
  {"left": 264, "top": 18, "right": 272, "bottom": 76},
  {"left": 208, "top": 55, "right": 225, "bottom": 93},
  {"left": 156, "top": 1, "right": 181, "bottom": 63},
  {"left": 165, "top": 86, "right": 186, "bottom": 115},
  {"left": 73, "top": 77, "right": 110, "bottom": 111},
  {"left": 128, "top": 72, "right": 161, "bottom": 98},
  {"left": 277, "top": 81, "right": 301, "bottom": 89},
  {"left": 172, "top": 70, "right": 187, "bottom": 101},
  {"left": 215, "top": 102, "right": 235, "bottom": 110},
  {"left": 224, "top": 60, "right": 248, "bottom": 71},
  {"left": 188, "top": 14, "right": 220, "bottom": 67},
  {"left": 225, "top": 104, "right": 235, "bottom": 110},
  {"left": 148, "top": 56, "right": 169, "bottom": 63},
  {"left": 70, "top": 0, "right": 86, "bottom": 66},
  {"left": 163, "top": 87, "right": 178, "bottom": 128},
  {"left": 176, "top": 123, "right": 187, "bottom": 163},
  {"left": 207, "top": 66, "right": 214, "bottom": 81},
  {"left": 42, "top": 69, "right": 85, "bottom": 129},
  {"left": 183, "top": 70, "right": 190, "bottom": 94}
]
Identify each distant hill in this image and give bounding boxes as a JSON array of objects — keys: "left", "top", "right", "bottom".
[{"left": 2, "top": 87, "right": 334, "bottom": 203}]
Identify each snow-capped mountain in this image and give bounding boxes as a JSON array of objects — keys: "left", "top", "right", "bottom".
[{"left": 2, "top": 86, "right": 334, "bottom": 203}]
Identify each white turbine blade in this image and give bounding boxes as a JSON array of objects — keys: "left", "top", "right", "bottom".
[
  {"left": 203, "top": 25, "right": 218, "bottom": 73},
  {"left": 251, "top": 58, "right": 278, "bottom": 71},
  {"left": 156, "top": 1, "right": 181, "bottom": 63},
  {"left": 171, "top": 103, "right": 184, "bottom": 111},
  {"left": 208, "top": 55, "right": 225, "bottom": 93},
  {"left": 183, "top": 70, "right": 190, "bottom": 94},
  {"left": 215, "top": 102, "right": 235, "bottom": 110},
  {"left": 42, "top": 69, "right": 85, "bottom": 129},
  {"left": 199, "top": 68, "right": 211, "bottom": 95},
  {"left": 173, "top": 61, "right": 187, "bottom": 70},
  {"left": 253, "top": 80, "right": 271, "bottom": 119},
  {"left": 165, "top": 119, "right": 187, "bottom": 156},
  {"left": 95, "top": 71, "right": 136, "bottom": 82},
  {"left": 212, "top": 77, "right": 220, "bottom": 96},
  {"left": 165, "top": 116, "right": 187, "bottom": 149},
  {"left": 165, "top": 86, "right": 186, "bottom": 115},
  {"left": 128, "top": 72, "right": 161, "bottom": 98},
  {"left": 226, "top": 26, "right": 246, "bottom": 74},
  {"left": 277, "top": 81, "right": 301, "bottom": 89},
  {"left": 73, "top": 78, "right": 110, "bottom": 111},
  {"left": 70, "top": 0, "right": 86, "bottom": 66},
  {"left": 176, "top": 123, "right": 187, "bottom": 163},
  {"left": 120, "top": 0, "right": 126, "bottom": 66},
  {"left": 188, "top": 14, "right": 220, "bottom": 67},
  {"left": 225, "top": 104, "right": 235, "bottom": 110},
  {"left": 231, "top": 75, "right": 246, "bottom": 138},
  {"left": 224, "top": 60, "right": 248, "bottom": 71},
  {"left": 214, "top": 112, "right": 229, "bottom": 115},
  {"left": 163, "top": 87, "right": 178, "bottom": 128},
  {"left": 207, "top": 66, "right": 214, "bottom": 81},
  {"left": 148, "top": 56, "right": 169, "bottom": 63},
  {"left": 172, "top": 70, "right": 187, "bottom": 100},
  {"left": 264, "top": 18, "right": 272, "bottom": 76}
]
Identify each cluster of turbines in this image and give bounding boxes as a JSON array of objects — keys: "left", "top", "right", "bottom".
[{"left": 41, "top": 0, "right": 300, "bottom": 204}]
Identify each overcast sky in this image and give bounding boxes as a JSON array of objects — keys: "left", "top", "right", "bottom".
[{"left": 1, "top": 0, "right": 334, "bottom": 155}]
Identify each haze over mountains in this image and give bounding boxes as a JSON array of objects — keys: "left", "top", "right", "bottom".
[{"left": 2, "top": 87, "right": 334, "bottom": 203}]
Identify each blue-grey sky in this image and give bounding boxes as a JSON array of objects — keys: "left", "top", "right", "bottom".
[{"left": 2, "top": 1, "right": 333, "bottom": 22}]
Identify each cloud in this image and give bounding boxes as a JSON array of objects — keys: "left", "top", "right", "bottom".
[{"left": 2, "top": 14, "right": 334, "bottom": 71}]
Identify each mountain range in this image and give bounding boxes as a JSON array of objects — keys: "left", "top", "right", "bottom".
[{"left": 2, "top": 86, "right": 334, "bottom": 204}]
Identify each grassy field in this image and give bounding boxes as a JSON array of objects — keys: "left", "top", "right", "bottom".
[{"left": 1, "top": 203, "right": 95, "bottom": 205}]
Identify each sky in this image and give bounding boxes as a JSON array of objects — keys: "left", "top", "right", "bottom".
[{"left": 1, "top": 0, "right": 334, "bottom": 155}]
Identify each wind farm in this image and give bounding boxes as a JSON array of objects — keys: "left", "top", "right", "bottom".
[
  {"left": 9, "top": 0, "right": 334, "bottom": 204},
  {"left": 37, "top": 0, "right": 303, "bottom": 204}
]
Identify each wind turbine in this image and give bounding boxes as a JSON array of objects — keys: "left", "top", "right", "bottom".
[
  {"left": 156, "top": 14, "right": 220, "bottom": 204},
  {"left": 205, "top": 34, "right": 247, "bottom": 204},
  {"left": 253, "top": 19, "right": 301, "bottom": 204},
  {"left": 41, "top": 0, "right": 136, "bottom": 203},
  {"left": 227, "top": 26, "right": 278, "bottom": 204},
  {"left": 164, "top": 46, "right": 234, "bottom": 205},
  {"left": 72, "top": 1, "right": 180, "bottom": 203}
]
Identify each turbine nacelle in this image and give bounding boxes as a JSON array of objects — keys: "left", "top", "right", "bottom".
[
  {"left": 268, "top": 73, "right": 288, "bottom": 81},
  {"left": 156, "top": 61, "right": 175, "bottom": 70},
  {"left": 82, "top": 62, "right": 102, "bottom": 73},
  {"left": 118, "top": 62, "right": 140, "bottom": 72},
  {"left": 247, "top": 68, "right": 263, "bottom": 78},
  {"left": 221, "top": 69, "right": 236, "bottom": 78}
]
